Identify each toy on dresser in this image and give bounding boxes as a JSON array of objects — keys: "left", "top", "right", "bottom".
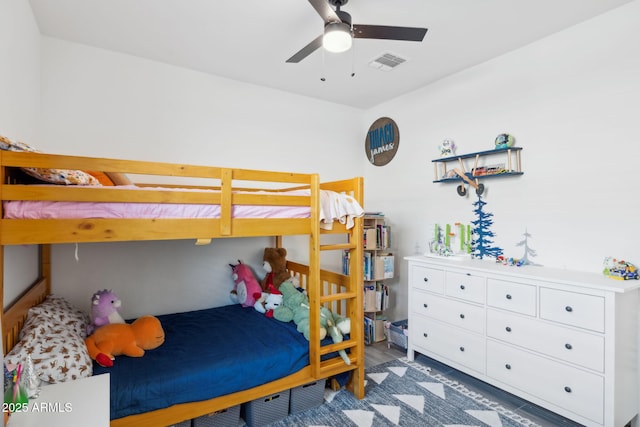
[{"left": 86, "top": 289, "right": 125, "bottom": 336}]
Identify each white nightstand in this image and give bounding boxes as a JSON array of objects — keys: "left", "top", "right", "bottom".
[{"left": 7, "top": 374, "right": 109, "bottom": 427}]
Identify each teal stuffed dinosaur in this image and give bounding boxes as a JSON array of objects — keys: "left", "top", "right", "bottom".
[
  {"left": 273, "top": 280, "right": 326, "bottom": 339},
  {"left": 273, "top": 280, "right": 351, "bottom": 365}
]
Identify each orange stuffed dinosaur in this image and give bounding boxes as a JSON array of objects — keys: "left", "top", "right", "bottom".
[{"left": 85, "top": 315, "right": 165, "bottom": 367}]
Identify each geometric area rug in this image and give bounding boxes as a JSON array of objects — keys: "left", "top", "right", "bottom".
[{"left": 268, "top": 357, "right": 542, "bottom": 427}]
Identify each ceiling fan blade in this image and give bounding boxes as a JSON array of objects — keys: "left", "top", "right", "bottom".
[
  {"left": 286, "top": 35, "right": 323, "bottom": 63},
  {"left": 308, "top": 0, "right": 341, "bottom": 23},
  {"left": 353, "top": 24, "right": 428, "bottom": 42}
]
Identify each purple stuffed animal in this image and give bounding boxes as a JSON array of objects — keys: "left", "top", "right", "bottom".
[
  {"left": 86, "top": 289, "right": 125, "bottom": 336},
  {"left": 229, "top": 261, "right": 262, "bottom": 308}
]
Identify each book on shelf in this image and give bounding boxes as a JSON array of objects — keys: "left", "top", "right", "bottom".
[
  {"left": 364, "top": 313, "right": 387, "bottom": 344},
  {"left": 342, "top": 249, "right": 350, "bottom": 275},
  {"left": 364, "top": 282, "right": 389, "bottom": 312},
  {"left": 364, "top": 224, "right": 391, "bottom": 250},
  {"left": 367, "top": 253, "right": 393, "bottom": 281},
  {"left": 380, "top": 254, "right": 394, "bottom": 279},
  {"left": 364, "top": 228, "right": 378, "bottom": 249}
]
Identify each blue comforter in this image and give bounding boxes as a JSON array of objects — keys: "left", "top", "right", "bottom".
[{"left": 93, "top": 304, "right": 312, "bottom": 420}]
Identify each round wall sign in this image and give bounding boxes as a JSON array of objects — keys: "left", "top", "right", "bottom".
[{"left": 365, "top": 117, "right": 399, "bottom": 166}]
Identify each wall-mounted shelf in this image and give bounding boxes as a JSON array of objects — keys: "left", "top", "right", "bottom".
[{"left": 432, "top": 147, "right": 523, "bottom": 196}]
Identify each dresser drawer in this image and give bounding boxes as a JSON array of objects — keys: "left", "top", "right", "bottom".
[
  {"left": 410, "top": 264, "right": 444, "bottom": 294},
  {"left": 445, "top": 271, "right": 486, "bottom": 303},
  {"left": 487, "top": 309, "right": 604, "bottom": 372},
  {"left": 539, "top": 288, "right": 605, "bottom": 333},
  {"left": 487, "top": 279, "right": 536, "bottom": 316},
  {"left": 487, "top": 340, "right": 604, "bottom": 425},
  {"left": 411, "top": 318, "right": 485, "bottom": 374},
  {"left": 412, "top": 291, "right": 484, "bottom": 334}
]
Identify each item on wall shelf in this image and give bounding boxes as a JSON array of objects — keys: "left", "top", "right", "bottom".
[
  {"left": 603, "top": 257, "right": 639, "bottom": 280},
  {"left": 438, "top": 139, "right": 456, "bottom": 157},
  {"left": 471, "top": 195, "right": 503, "bottom": 260},
  {"left": 431, "top": 146, "right": 523, "bottom": 197},
  {"left": 495, "top": 133, "right": 515, "bottom": 149}
]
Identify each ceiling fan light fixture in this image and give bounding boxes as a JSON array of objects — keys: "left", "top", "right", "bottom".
[{"left": 323, "top": 22, "right": 352, "bottom": 53}]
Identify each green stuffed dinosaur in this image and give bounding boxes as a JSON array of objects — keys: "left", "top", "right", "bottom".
[{"left": 273, "top": 280, "right": 351, "bottom": 365}]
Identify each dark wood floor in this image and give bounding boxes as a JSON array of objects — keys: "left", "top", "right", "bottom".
[{"left": 364, "top": 340, "right": 585, "bottom": 427}]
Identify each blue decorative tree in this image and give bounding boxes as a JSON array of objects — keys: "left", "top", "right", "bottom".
[{"left": 471, "top": 195, "right": 503, "bottom": 259}]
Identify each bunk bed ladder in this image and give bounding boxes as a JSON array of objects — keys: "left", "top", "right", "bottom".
[
  {"left": 285, "top": 230, "right": 364, "bottom": 397},
  {"left": 320, "top": 232, "right": 364, "bottom": 398}
]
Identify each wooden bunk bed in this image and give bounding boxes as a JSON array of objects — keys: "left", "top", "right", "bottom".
[{"left": 0, "top": 150, "right": 365, "bottom": 427}]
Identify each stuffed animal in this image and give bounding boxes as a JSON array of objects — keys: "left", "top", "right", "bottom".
[
  {"left": 261, "top": 248, "right": 292, "bottom": 292},
  {"left": 321, "top": 308, "right": 351, "bottom": 365},
  {"left": 254, "top": 289, "right": 283, "bottom": 318},
  {"left": 85, "top": 315, "right": 165, "bottom": 368},
  {"left": 273, "top": 280, "right": 324, "bottom": 339},
  {"left": 86, "top": 289, "right": 125, "bottom": 336},
  {"left": 229, "top": 260, "right": 263, "bottom": 308},
  {"left": 273, "top": 281, "right": 351, "bottom": 364}
]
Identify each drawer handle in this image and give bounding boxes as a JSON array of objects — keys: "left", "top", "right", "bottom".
[
  {"left": 423, "top": 277, "right": 429, "bottom": 282},
  {"left": 423, "top": 303, "right": 428, "bottom": 309},
  {"left": 460, "top": 285, "right": 466, "bottom": 290},
  {"left": 505, "top": 364, "right": 511, "bottom": 370},
  {"left": 459, "top": 346, "right": 465, "bottom": 352},
  {"left": 564, "top": 386, "right": 572, "bottom": 393},
  {"left": 565, "top": 343, "right": 573, "bottom": 350},
  {"left": 423, "top": 333, "right": 428, "bottom": 338},
  {"left": 565, "top": 306, "right": 573, "bottom": 312},
  {"left": 459, "top": 313, "right": 465, "bottom": 319},
  {"left": 506, "top": 294, "right": 512, "bottom": 300},
  {"left": 505, "top": 326, "right": 512, "bottom": 332}
]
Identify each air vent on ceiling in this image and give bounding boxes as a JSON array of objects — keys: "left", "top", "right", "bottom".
[{"left": 368, "top": 53, "right": 408, "bottom": 71}]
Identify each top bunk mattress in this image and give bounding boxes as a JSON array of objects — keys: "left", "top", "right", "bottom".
[
  {"left": 95, "top": 304, "right": 315, "bottom": 420},
  {"left": 2, "top": 186, "right": 363, "bottom": 230}
]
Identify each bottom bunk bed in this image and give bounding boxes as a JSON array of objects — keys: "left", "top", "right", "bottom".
[{"left": 3, "top": 258, "right": 364, "bottom": 427}]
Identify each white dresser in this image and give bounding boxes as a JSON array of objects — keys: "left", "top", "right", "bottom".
[{"left": 405, "top": 255, "right": 640, "bottom": 427}]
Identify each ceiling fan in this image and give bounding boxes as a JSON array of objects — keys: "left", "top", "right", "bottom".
[{"left": 286, "top": 0, "right": 428, "bottom": 63}]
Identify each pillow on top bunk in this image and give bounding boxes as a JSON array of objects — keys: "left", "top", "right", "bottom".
[
  {"left": 86, "top": 171, "right": 115, "bottom": 186},
  {"left": 0, "top": 135, "right": 101, "bottom": 186},
  {"left": 4, "top": 295, "right": 93, "bottom": 384}
]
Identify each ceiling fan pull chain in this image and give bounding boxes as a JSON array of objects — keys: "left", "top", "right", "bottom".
[
  {"left": 320, "top": 46, "right": 327, "bottom": 81},
  {"left": 350, "top": 43, "right": 355, "bottom": 77}
]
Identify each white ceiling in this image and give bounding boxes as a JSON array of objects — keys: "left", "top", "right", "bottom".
[{"left": 29, "top": 0, "right": 633, "bottom": 109}]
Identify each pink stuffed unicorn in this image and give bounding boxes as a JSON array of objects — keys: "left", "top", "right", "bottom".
[{"left": 229, "top": 261, "right": 262, "bottom": 308}]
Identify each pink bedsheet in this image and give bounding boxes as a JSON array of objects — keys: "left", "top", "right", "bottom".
[{"left": 3, "top": 185, "right": 364, "bottom": 228}]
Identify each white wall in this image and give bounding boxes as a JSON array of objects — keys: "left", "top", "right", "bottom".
[
  {"left": 5, "top": 2, "right": 639, "bottom": 322},
  {"left": 363, "top": 1, "right": 640, "bottom": 322},
  {"left": 36, "top": 37, "right": 363, "bottom": 317},
  {"left": 0, "top": 0, "right": 41, "bottom": 308}
]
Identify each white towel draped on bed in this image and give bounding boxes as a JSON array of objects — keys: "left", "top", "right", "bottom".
[{"left": 319, "top": 190, "right": 364, "bottom": 230}]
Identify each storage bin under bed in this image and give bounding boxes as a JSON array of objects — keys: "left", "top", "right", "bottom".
[
  {"left": 289, "top": 379, "right": 326, "bottom": 414},
  {"left": 242, "top": 389, "right": 290, "bottom": 427},
  {"left": 192, "top": 404, "right": 240, "bottom": 427}
]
